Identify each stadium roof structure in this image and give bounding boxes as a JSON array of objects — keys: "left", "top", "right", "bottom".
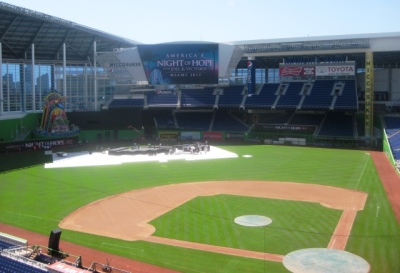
[
  {"left": 233, "top": 32, "right": 400, "bottom": 69},
  {"left": 0, "top": 1, "right": 400, "bottom": 70},
  {"left": 0, "top": 2, "right": 139, "bottom": 62}
]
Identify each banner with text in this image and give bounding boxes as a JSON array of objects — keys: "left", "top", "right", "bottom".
[
  {"left": 158, "top": 131, "right": 179, "bottom": 141},
  {"left": 315, "top": 65, "right": 355, "bottom": 76},
  {"left": 279, "top": 66, "right": 315, "bottom": 76},
  {"left": 97, "top": 48, "right": 147, "bottom": 82},
  {"left": 180, "top": 131, "right": 201, "bottom": 141},
  {"left": 137, "top": 44, "right": 219, "bottom": 85},
  {"left": 255, "top": 124, "right": 316, "bottom": 132},
  {"left": 1, "top": 136, "right": 79, "bottom": 152},
  {"left": 203, "top": 131, "right": 223, "bottom": 141},
  {"left": 247, "top": 60, "right": 256, "bottom": 95}
]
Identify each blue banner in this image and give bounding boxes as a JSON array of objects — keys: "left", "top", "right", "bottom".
[
  {"left": 247, "top": 60, "right": 255, "bottom": 95},
  {"left": 137, "top": 44, "right": 219, "bottom": 85}
]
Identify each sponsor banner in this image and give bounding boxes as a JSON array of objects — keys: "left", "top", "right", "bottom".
[
  {"left": 156, "top": 89, "right": 174, "bottom": 95},
  {"left": 158, "top": 131, "right": 179, "bottom": 141},
  {"left": 315, "top": 65, "right": 355, "bottom": 76},
  {"left": 247, "top": 60, "right": 255, "bottom": 95},
  {"left": 1, "top": 137, "right": 78, "bottom": 152},
  {"left": 204, "top": 131, "right": 223, "bottom": 141},
  {"left": 255, "top": 124, "right": 316, "bottom": 132},
  {"left": 225, "top": 132, "right": 244, "bottom": 140},
  {"left": 48, "top": 262, "right": 91, "bottom": 273},
  {"left": 279, "top": 66, "right": 315, "bottom": 76},
  {"left": 97, "top": 48, "right": 147, "bottom": 81},
  {"left": 137, "top": 44, "right": 219, "bottom": 85},
  {"left": 181, "top": 131, "right": 201, "bottom": 141}
]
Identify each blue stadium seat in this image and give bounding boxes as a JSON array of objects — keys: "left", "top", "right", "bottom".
[
  {"left": 0, "top": 241, "right": 15, "bottom": 250},
  {"left": 318, "top": 112, "right": 355, "bottom": 137},
  {"left": 176, "top": 112, "right": 213, "bottom": 130},
  {"left": 245, "top": 83, "right": 279, "bottom": 108},
  {"left": 0, "top": 255, "right": 47, "bottom": 273},
  {"left": 334, "top": 80, "right": 358, "bottom": 110},
  {"left": 302, "top": 80, "right": 335, "bottom": 109},
  {"left": 108, "top": 98, "right": 144, "bottom": 109},
  {"left": 212, "top": 111, "right": 249, "bottom": 132},
  {"left": 275, "top": 82, "right": 303, "bottom": 109},
  {"left": 217, "top": 86, "right": 244, "bottom": 108},
  {"left": 147, "top": 90, "right": 178, "bottom": 107},
  {"left": 181, "top": 88, "right": 215, "bottom": 108}
]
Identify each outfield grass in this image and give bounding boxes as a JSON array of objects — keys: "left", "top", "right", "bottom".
[{"left": 0, "top": 145, "right": 399, "bottom": 273}]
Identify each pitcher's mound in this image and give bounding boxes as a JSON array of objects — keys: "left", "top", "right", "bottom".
[
  {"left": 234, "top": 215, "right": 272, "bottom": 227},
  {"left": 283, "top": 248, "right": 370, "bottom": 273}
]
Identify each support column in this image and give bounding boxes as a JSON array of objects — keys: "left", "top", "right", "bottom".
[
  {"left": 63, "top": 43, "right": 67, "bottom": 98},
  {"left": 31, "top": 43, "right": 36, "bottom": 112},
  {"left": 93, "top": 41, "right": 98, "bottom": 111},
  {"left": 22, "top": 64, "right": 26, "bottom": 112},
  {"left": 38, "top": 65, "right": 42, "bottom": 110},
  {"left": 84, "top": 64, "right": 88, "bottom": 109},
  {"left": 365, "top": 52, "right": 374, "bottom": 142},
  {"left": 6, "top": 63, "right": 10, "bottom": 112}
]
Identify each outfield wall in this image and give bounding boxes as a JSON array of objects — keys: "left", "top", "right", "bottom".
[{"left": 0, "top": 113, "right": 41, "bottom": 142}]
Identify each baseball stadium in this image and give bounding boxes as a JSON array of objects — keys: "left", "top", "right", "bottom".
[{"left": 1, "top": 2, "right": 400, "bottom": 273}]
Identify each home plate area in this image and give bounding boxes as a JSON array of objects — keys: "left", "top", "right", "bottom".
[{"left": 45, "top": 144, "right": 238, "bottom": 168}]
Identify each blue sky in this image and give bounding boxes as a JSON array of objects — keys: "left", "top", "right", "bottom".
[{"left": 3, "top": 0, "right": 400, "bottom": 44}]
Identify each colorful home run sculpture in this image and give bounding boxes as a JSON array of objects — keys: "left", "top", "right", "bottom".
[{"left": 34, "top": 92, "right": 79, "bottom": 138}]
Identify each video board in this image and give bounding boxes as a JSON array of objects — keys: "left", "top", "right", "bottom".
[{"left": 137, "top": 43, "right": 219, "bottom": 85}]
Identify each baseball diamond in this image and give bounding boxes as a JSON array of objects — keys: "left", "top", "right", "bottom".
[
  {"left": 1, "top": 145, "right": 400, "bottom": 273},
  {"left": 1, "top": 2, "right": 400, "bottom": 273}
]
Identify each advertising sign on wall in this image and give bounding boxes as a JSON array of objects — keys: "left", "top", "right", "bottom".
[
  {"left": 247, "top": 60, "right": 255, "bottom": 95},
  {"left": 203, "top": 131, "right": 223, "bottom": 141},
  {"left": 1, "top": 137, "right": 79, "bottom": 152},
  {"left": 97, "top": 48, "right": 148, "bottom": 82},
  {"left": 158, "top": 131, "right": 179, "bottom": 141},
  {"left": 315, "top": 65, "right": 355, "bottom": 76},
  {"left": 137, "top": 44, "right": 219, "bottom": 85},
  {"left": 180, "top": 131, "right": 201, "bottom": 141},
  {"left": 279, "top": 66, "right": 315, "bottom": 76},
  {"left": 255, "top": 124, "right": 316, "bottom": 132}
]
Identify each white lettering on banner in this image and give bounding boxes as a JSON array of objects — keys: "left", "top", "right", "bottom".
[
  {"left": 170, "top": 73, "right": 188, "bottom": 77},
  {"left": 166, "top": 53, "right": 204, "bottom": 58},
  {"left": 156, "top": 90, "right": 173, "bottom": 94},
  {"left": 247, "top": 61, "right": 253, "bottom": 84},
  {"left": 107, "top": 62, "right": 141, "bottom": 67},
  {"left": 315, "top": 65, "right": 355, "bottom": 76},
  {"left": 328, "top": 66, "right": 354, "bottom": 73},
  {"left": 157, "top": 60, "right": 185, "bottom": 66},
  {"left": 303, "top": 67, "right": 315, "bottom": 75},
  {"left": 191, "top": 59, "right": 214, "bottom": 66},
  {"left": 185, "top": 67, "right": 207, "bottom": 71},
  {"left": 279, "top": 66, "right": 315, "bottom": 76},
  {"left": 156, "top": 60, "right": 214, "bottom": 67}
]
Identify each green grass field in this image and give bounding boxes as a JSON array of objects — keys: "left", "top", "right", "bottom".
[
  {"left": 151, "top": 195, "right": 341, "bottom": 253},
  {"left": 1, "top": 145, "right": 400, "bottom": 273}
]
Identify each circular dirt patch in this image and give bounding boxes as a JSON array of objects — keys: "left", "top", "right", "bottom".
[
  {"left": 234, "top": 215, "right": 272, "bottom": 227},
  {"left": 283, "top": 248, "right": 370, "bottom": 273}
]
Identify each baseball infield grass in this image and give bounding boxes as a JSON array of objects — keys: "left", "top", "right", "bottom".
[
  {"left": 150, "top": 195, "right": 341, "bottom": 253},
  {"left": 1, "top": 145, "right": 400, "bottom": 273}
]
